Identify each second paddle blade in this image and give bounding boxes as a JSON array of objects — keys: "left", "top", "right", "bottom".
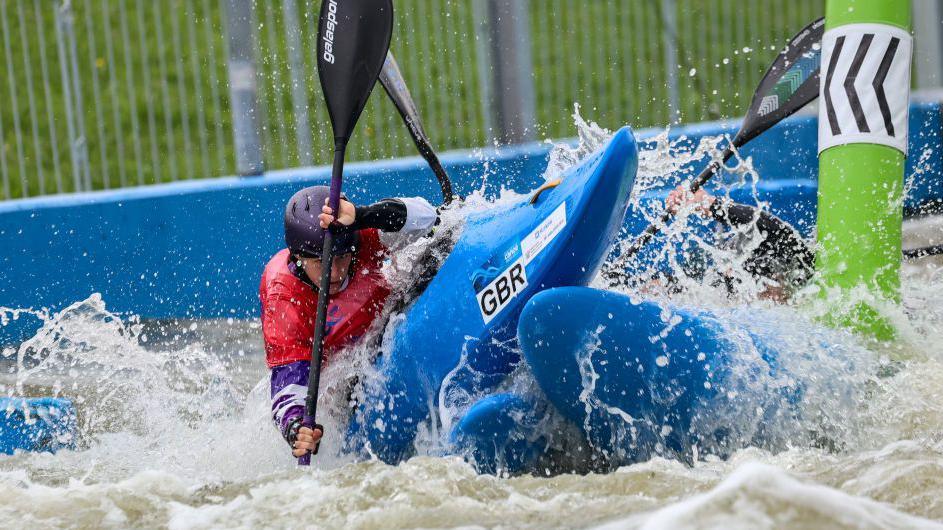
[{"left": 739, "top": 17, "right": 825, "bottom": 145}]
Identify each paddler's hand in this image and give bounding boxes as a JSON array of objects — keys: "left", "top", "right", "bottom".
[
  {"left": 666, "top": 185, "right": 715, "bottom": 215},
  {"left": 292, "top": 425, "right": 324, "bottom": 457},
  {"left": 320, "top": 198, "right": 356, "bottom": 228}
]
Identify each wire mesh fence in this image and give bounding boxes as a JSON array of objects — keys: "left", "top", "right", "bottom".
[
  {"left": 0, "top": 0, "right": 831, "bottom": 200},
  {"left": 529, "top": 0, "right": 825, "bottom": 136}
]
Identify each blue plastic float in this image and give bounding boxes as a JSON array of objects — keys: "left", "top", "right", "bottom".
[
  {"left": 517, "top": 287, "right": 804, "bottom": 467},
  {"left": 0, "top": 397, "right": 77, "bottom": 455}
]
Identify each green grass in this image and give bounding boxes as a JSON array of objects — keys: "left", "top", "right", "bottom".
[
  {"left": 0, "top": 0, "right": 235, "bottom": 197},
  {"left": 0, "top": 0, "right": 824, "bottom": 200}
]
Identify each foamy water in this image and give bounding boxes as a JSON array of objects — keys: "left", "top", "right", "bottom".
[{"left": 1, "top": 113, "right": 942, "bottom": 529}]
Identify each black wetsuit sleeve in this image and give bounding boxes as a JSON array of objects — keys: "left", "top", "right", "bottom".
[
  {"left": 708, "top": 198, "right": 816, "bottom": 286},
  {"left": 351, "top": 199, "right": 408, "bottom": 232}
]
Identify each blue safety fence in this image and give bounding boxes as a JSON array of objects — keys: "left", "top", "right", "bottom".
[{"left": 2, "top": 101, "right": 941, "bottom": 344}]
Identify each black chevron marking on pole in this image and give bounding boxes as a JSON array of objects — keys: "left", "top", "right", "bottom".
[
  {"left": 844, "top": 34, "right": 873, "bottom": 133},
  {"left": 825, "top": 36, "right": 845, "bottom": 135},
  {"left": 873, "top": 37, "right": 900, "bottom": 137}
]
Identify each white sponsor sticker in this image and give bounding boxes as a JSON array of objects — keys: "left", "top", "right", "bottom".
[
  {"left": 476, "top": 257, "right": 528, "bottom": 324},
  {"left": 819, "top": 23, "right": 912, "bottom": 155},
  {"left": 521, "top": 202, "right": 567, "bottom": 265}
]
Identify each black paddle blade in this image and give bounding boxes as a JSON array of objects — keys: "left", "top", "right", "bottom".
[
  {"left": 317, "top": 0, "right": 394, "bottom": 143},
  {"left": 738, "top": 17, "right": 825, "bottom": 146}
]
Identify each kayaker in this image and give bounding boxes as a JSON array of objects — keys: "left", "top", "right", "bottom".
[
  {"left": 261, "top": 185, "right": 438, "bottom": 458},
  {"left": 665, "top": 185, "right": 814, "bottom": 301}
]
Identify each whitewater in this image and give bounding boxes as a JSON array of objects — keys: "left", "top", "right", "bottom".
[{"left": 1, "top": 112, "right": 942, "bottom": 529}]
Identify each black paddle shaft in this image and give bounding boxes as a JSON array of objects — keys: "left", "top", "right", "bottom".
[
  {"left": 904, "top": 244, "right": 943, "bottom": 261},
  {"left": 299, "top": 0, "right": 393, "bottom": 466},
  {"left": 300, "top": 147, "right": 345, "bottom": 460},
  {"left": 624, "top": 142, "right": 739, "bottom": 256}
]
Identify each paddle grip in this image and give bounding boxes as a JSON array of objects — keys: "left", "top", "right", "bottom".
[
  {"left": 328, "top": 146, "right": 346, "bottom": 214},
  {"left": 297, "top": 413, "right": 322, "bottom": 466}
]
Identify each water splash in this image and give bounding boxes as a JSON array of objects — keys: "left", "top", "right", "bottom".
[{"left": 0, "top": 109, "right": 941, "bottom": 528}]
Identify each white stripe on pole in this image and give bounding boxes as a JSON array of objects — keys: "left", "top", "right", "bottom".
[{"left": 819, "top": 24, "right": 913, "bottom": 155}]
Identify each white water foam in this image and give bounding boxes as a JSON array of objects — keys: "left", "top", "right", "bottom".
[{"left": 0, "top": 109, "right": 941, "bottom": 528}]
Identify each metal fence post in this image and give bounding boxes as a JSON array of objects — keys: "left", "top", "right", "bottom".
[
  {"left": 476, "top": 0, "right": 536, "bottom": 145},
  {"left": 223, "top": 0, "right": 264, "bottom": 176},
  {"left": 54, "top": 2, "right": 83, "bottom": 193},
  {"left": 282, "top": 0, "right": 313, "bottom": 166},
  {"left": 913, "top": 0, "right": 943, "bottom": 89},
  {"left": 472, "top": 0, "right": 495, "bottom": 141},
  {"left": 661, "top": 0, "right": 681, "bottom": 124}
]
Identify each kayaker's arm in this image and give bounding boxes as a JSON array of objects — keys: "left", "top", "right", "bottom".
[
  {"left": 707, "top": 198, "right": 815, "bottom": 289},
  {"left": 321, "top": 197, "right": 438, "bottom": 235},
  {"left": 270, "top": 360, "right": 324, "bottom": 456},
  {"left": 270, "top": 361, "right": 308, "bottom": 440},
  {"left": 352, "top": 197, "right": 437, "bottom": 232},
  {"left": 665, "top": 186, "right": 815, "bottom": 288},
  {"left": 262, "top": 286, "right": 327, "bottom": 456},
  {"left": 325, "top": 196, "right": 438, "bottom": 249}
]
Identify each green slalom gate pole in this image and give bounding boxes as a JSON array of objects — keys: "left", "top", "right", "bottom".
[{"left": 816, "top": 0, "right": 913, "bottom": 340}]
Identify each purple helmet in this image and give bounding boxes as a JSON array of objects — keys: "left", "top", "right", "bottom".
[{"left": 284, "top": 186, "right": 360, "bottom": 258}]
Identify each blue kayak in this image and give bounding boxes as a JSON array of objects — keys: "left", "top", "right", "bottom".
[
  {"left": 349, "top": 127, "right": 640, "bottom": 464},
  {"left": 517, "top": 287, "right": 804, "bottom": 467},
  {"left": 0, "top": 397, "right": 77, "bottom": 455},
  {"left": 448, "top": 393, "right": 548, "bottom": 475}
]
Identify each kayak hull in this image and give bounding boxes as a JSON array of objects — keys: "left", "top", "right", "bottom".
[
  {"left": 0, "top": 398, "right": 77, "bottom": 455},
  {"left": 448, "top": 393, "right": 547, "bottom": 475},
  {"left": 349, "top": 128, "right": 639, "bottom": 464}
]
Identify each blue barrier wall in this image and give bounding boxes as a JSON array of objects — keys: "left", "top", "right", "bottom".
[
  {"left": 646, "top": 100, "right": 942, "bottom": 216},
  {"left": 2, "top": 101, "right": 940, "bottom": 343}
]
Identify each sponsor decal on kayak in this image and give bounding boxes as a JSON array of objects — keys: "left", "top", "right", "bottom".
[
  {"left": 470, "top": 242, "right": 521, "bottom": 292},
  {"left": 521, "top": 202, "right": 567, "bottom": 265}
]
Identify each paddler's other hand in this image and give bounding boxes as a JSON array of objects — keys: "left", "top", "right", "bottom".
[
  {"left": 666, "top": 185, "right": 715, "bottom": 215},
  {"left": 292, "top": 425, "right": 323, "bottom": 457},
  {"left": 319, "top": 198, "right": 356, "bottom": 228}
]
